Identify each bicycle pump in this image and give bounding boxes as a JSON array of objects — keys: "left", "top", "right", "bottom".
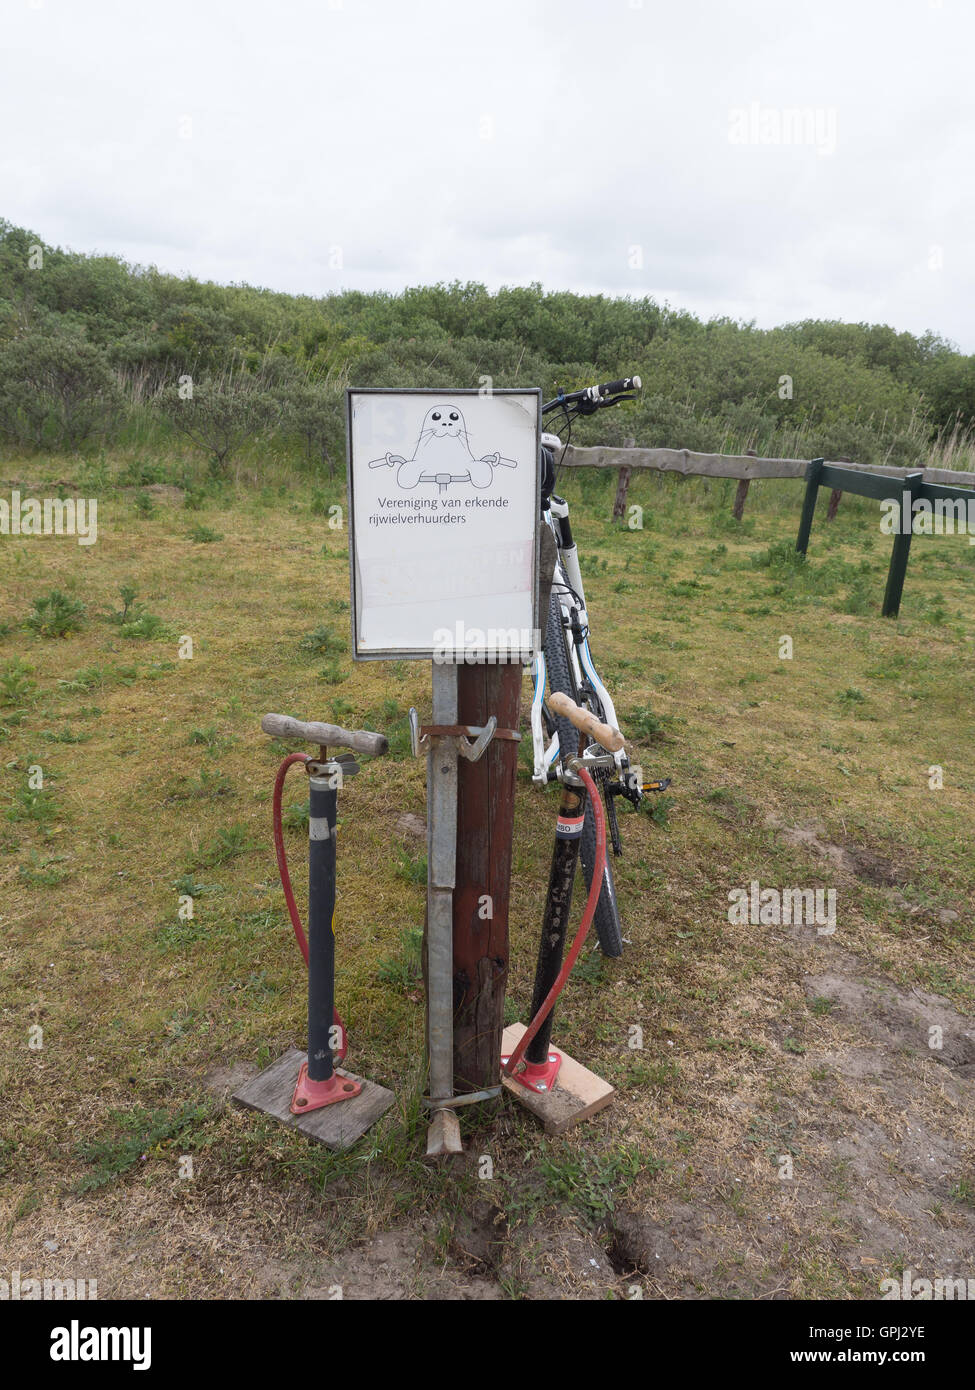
[
  {"left": 501, "top": 692, "right": 619, "bottom": 1132},
  {"left": 232, "top": 714, "right": 396, "bottom": 1148}
]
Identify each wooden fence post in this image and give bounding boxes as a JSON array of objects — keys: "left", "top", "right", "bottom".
[
  {"left": 881, "top": 471, "right": 924, "bottom": 618},
  {"left": 733, "top": 449, "right": 757, "bottom": 519},
  {"left": 826, "top": 458, "right": 850, "bottom": 521},
  {"left": 612, "top": 438, "right": 635, "bottom": 520},
  {"left": 796, "top": 458, "right": 825, "bottom": 555},
  {"left": 451, "top": 662, "right": 521, "bottom": 1091}
]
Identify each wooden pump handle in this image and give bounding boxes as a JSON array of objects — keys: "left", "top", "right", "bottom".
[
  {"left": 261, "top": 713, "right": 388, "bottom": 758},
  {"left": 548, "top": 692, "right": 625, "bottom": 753}
]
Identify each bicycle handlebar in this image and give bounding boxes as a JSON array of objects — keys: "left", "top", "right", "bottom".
[
  {"left": 548, "top": 692, "right": 625, "bottom": 753},
  {"left": 595, "top": 376, "right": 641, "bottom": 396},
  {"left": 261, "top": 713, "right": 388, "bottom": 758},
  {"left": 542, "top": 374, "right": 641, "bottom": 416}
]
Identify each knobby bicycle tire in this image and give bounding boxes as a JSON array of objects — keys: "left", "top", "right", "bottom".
[{"left": 543, "top": 587, "right": 624, "bottom": 957}]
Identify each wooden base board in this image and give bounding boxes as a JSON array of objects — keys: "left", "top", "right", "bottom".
[
  {"left": 232, "top": 1047, "right": 395, "bottom": 1150},
  {"left": 500, "top": 1024, "right": 614, "bottom": 1134}
]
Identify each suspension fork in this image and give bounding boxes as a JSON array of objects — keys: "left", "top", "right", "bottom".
[{"left": 523, "top": 749, "right": 588, "bottom": 1076}]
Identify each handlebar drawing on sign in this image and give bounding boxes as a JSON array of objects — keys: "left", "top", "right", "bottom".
[{"left": 368, "top": 404, "right": 517, "bottom": 494}]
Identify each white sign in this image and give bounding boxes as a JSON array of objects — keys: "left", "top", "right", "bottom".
[{"left": 346, "top": 389, "right": 540, "bottom": 660}]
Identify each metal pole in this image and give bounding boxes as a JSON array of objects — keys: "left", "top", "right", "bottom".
[
  {"left": 306, "top": 773, "right": 337, "bottom": 1083},
  {"left": 425, "top": 661, "right": 462, "bottom": 1155}
]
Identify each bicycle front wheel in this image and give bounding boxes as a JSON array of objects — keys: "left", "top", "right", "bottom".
[{"left": 543, "top": 589, "right": 624, "bottom": 958}]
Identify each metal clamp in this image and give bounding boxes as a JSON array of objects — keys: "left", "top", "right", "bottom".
[
  {"left": 562, "top": 746, "right": 620, "bottom": 786},
  {"left": 421, "top": 1085, "right": 502, "bottom": 1110},
  {"left": 305, "top": 753, "right": 360, "bottom": 780},
  {"left": 409, "top": 710, "right": 520, "bottom": 762}
]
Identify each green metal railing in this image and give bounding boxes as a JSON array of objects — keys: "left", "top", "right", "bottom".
[{"left": 796, "top": 459, "right": 975, "bottom": 618}]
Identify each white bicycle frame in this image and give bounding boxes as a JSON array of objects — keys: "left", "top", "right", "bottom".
[{"left": 530, "top": 435, "right": 626, "bottom": 786}]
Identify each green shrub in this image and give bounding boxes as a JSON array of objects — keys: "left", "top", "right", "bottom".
[
  {"left": 26, "top": 590, "right": 86, "bottom": 638},
  {"left": 298, "top": 625, "right": 333, "bottom": 656},
  {"left": 0, "top": 659, "right": 36, "bottom": 707},
  {"left": 157, "top": 359, "right": 280, "bottom": 476},
  {"left": 0, "top": 330, "right": 124, "bottom": 451},
  {"left": 121, "top": 612, "right": 171, "bottom": 641}
]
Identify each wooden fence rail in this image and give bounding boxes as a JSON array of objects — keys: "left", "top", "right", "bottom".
[
  {"left": 561, "top": 443, "right": 975, "bottom": 619},
  {"left": 562, "top": 444, "right": 975, "bottom": 491}
]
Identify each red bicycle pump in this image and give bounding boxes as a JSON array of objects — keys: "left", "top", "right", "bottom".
[{"left": 232, "top": 714, "right": 396, "bottom": 1148}]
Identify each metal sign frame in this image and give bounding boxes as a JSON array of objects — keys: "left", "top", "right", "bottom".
[{"left": 345, "top": 387, "right": 542, "bottom": 662}]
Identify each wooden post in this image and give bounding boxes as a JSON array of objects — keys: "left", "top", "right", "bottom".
[
  {"left": 796, "top": 457, "right": 825, "bottom": 555},
  {"left": 451, "top": 662, "right": 521, "bottom": 1092},
  {"left": 733, "top": 449, "right": 757, "bottom": 519},
  {"left": 826, "top": 458, "right": 850, "bottom": 521},
  {"left": 612, "top": 438, "right": 635, "bottom": 520},
  {"left": 882, "top": 471, "right": 923, "bottom": 618}
]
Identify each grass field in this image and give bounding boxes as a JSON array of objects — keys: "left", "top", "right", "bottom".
[{"left": 2, "top": 447, "right": 973, "bottom": 1299}]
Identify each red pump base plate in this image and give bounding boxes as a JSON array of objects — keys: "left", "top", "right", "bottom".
[
  {"left": 290, "top": 1063, "right": 362, "bottom": 1115},
  {"left": 500, "top": 1050, "right": 562, "bottom": 1094}
]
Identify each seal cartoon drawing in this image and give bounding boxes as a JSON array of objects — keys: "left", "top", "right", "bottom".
[{"left": 369, "top": 405, "right": 516, "bottom": 492}]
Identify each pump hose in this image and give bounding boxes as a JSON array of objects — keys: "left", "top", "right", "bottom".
[
  {"left": 502, "top": 764, "right": 606, "bottom": 1077},
  {"left": 271, "top": 752, "right": 347, "bottom": 1062}
]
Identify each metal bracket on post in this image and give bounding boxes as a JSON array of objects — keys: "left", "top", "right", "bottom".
[{"left": 409, "top": 712, "right": 518, "bottom": 763}]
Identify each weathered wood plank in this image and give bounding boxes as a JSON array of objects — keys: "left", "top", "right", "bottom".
[
  {"left": 563, "top": 444, "right": 808, "bottom": 480},
  {"left": 232, "top": 1047, "right": 395, "bottom": 1149},
  {"left": 500, "top": 1024, "right": 613, "bottom": 1135},
  {"left": 561, "top": 444, "right": 975, "bottom": 490}
]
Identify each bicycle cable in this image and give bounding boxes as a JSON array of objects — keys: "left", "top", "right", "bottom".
[
  {"left": 550, "top": 574, "right": 587, "bottom": 615},
  {"left": 552, "top": 405, "right": 573, "bottom": 489}
]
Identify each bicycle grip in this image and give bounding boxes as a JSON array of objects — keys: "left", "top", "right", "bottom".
[
  {"left": 548, "top": 692, "right": 625, "bottom": 753},
  {"left": 261, "top": 713, "right": 388, "bottom": 758},
  {"left": 597, "top": 375, "right": 642, "bottom": 397}
]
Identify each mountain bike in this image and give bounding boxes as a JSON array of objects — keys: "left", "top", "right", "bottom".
[{"left": 530, "top": 375, "right": 670, "bottom": 957}]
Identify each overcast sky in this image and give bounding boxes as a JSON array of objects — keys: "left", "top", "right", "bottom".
[{"left": 2, "top": 0, "right": 973, "bottom": 350}]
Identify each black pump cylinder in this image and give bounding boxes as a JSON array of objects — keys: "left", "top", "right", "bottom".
[{"left": 307, "top": 775, "right": 338, "bottom": 1082}]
